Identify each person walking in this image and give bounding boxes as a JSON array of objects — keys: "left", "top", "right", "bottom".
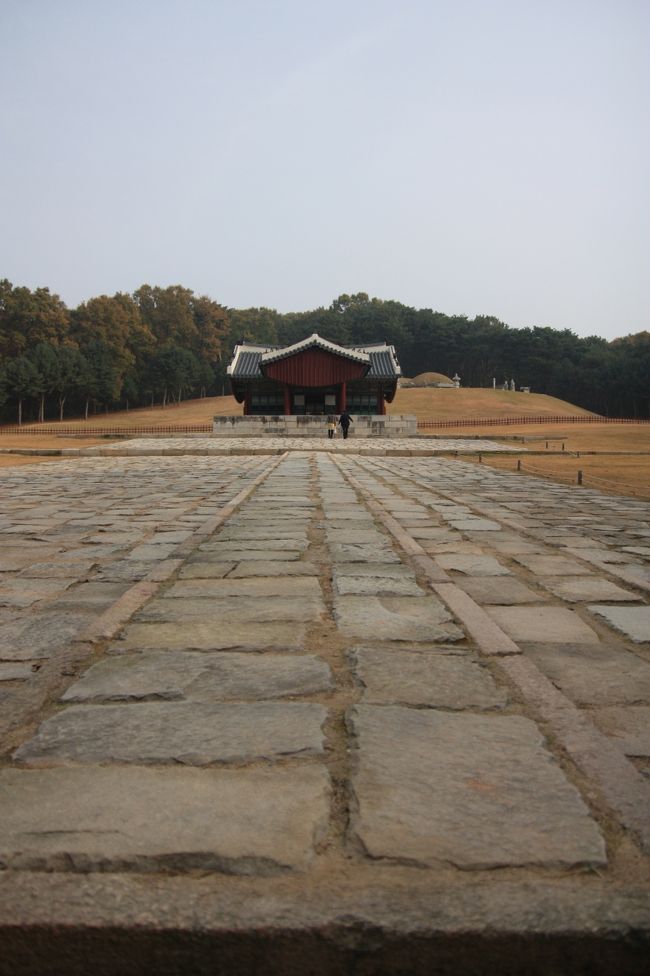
[
  {"left": 338, "top": 411, "right": 353, "bottom": 439},
  {"left": 327, "top": 416, "right": 336, "bottom": 440}
]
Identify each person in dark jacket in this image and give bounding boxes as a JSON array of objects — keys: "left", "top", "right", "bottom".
[{"left": 338, "top": 411, "right": 353, "bottom": 439}]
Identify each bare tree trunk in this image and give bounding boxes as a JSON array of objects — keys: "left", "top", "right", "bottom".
[
  {"left": 59, "top": 396, "right": 65, "bottom": 422},
  {"left": 85, "top": 399, "right": 90, "bottom": 421},
  {"left": 39, "top": 395, "right": 45, "bottom": 423},
  {"left": 18, "top": 398, "right": 22, "bottom": 426}
]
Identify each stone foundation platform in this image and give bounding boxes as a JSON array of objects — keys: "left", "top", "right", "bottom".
[{"left": 212, "top": 414, "right": 416, "bottom": 437}]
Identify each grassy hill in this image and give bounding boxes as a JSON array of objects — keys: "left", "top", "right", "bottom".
[
  {"left": 7, "top": 387, "right": 594, "bottom": 432},
  {"left": 388, "top": 387, "right": 596, "bottom": 422}
]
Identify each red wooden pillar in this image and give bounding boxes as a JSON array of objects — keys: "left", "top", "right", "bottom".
[
  {"left": 338, "top": 382, "right": 347, "bottom": 412},
  {"left": 378, "top": 387, "right": 386, "bottom": 415},
  {"left": 244, "top": 390, "right": 252, "bottom": 416},
  {"left": 283, "top": 385, "right": 291, "bottom": 415}
]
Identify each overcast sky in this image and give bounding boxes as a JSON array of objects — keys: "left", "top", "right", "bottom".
[{"left": 1, "top": 0, "right": 648, "bottom": 340}]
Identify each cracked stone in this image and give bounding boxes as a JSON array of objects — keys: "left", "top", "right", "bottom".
[{"left": 334, "top": 596, "right": 463, "bottom": 643}]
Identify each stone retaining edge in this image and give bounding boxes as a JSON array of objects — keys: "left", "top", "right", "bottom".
[{"left": 0, "top": 874, "right": 648, "bottom": 976}]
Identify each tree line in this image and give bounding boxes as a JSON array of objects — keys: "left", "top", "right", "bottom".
[
  {"left": 0, "top": 281, "right": 227, "bottom": 423},
  {"left": 1, "top": 283, "right": 648, "bottom": 423}
]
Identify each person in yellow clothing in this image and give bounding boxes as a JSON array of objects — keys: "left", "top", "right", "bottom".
[{"left": 327, "top": 416, "right": 337, "bottom": 440}]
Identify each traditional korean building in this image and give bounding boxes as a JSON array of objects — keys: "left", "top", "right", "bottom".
[{"left": 227, "top": 333, "right": 401, "bottom": 416}]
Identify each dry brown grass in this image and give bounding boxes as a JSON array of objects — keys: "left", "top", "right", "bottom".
[
  {"left": 1, "top": 391, "right": 648, "bottom": 499},
  {"left": 388, "top": 390, "right": 649, "bottom": 499},
  {"left": 7, "top": 395, "right": 239, "bottom": 431},
  {"left": 465, "top": 452, "right": 650, "bottom": 500},
  {"left": 434, "top": 421, "right": 650, "bottom": 500},
  {"left": 0, "top": 396, "right": 239, "bottom": 467},
  {"left": 388, "top": 387, "right": 595, "bottom": 420}
]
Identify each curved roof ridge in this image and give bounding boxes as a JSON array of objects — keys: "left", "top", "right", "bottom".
[{"left": 260, "top": 332, "right": 370, "bottom": 366}]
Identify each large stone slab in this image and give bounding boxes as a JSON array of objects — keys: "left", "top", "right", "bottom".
[
  {"left": 455, "top": 577, "right": 547, "bottom": 605},
  {"left": 199, "top": 539, "right": 309, "bottom": 554},
  {"left": 448, "top": 518, "right": 502, "bottom": 531},
  {"left": 14, "top": 701, "right": 326, "bottom": 765},
  {"left": 165, "top": 577, "right": 322, "bottom": 598},
  {"left": 486, "top": 607, "right": 600, "bottom": 644},
  {"left": 325, "top": 529, "right": 384, "bottom": 544},
  {"left": 217, "top": 527, "right": 308, "bottom": 541},
  {"left": 62, "top": 652, "right": 332, "bottom": 702},
  {"left": 333, "top": 572, "right": 423, "bottom": 597},
  {"left": 329, "top": 563, "right": 414, "bottom": 579},
  {"left": 588, "top": 705, "right": 650, "bottom": 757},
  {"left": 176, "top": 562, "right": 237, "bottom": 579},
  {"left": 587, "top": 606, "right": 650, "bottom": 643},
  {"left": 329, "top": 543, "right": 400, "bottom": 564},
  {"left": 52, "top": 582, "right": 132, "bottom": 609},
  {"left": 348, "top": 705, "right": 606, "bottom": 869},
  {"left": 228, "top": 561, "right": 320, "bottom": 578},
  {"left": 434, "top": 554, "right": 510, "bottom": 577},
  {"left": 0, "top": 765, "right": 329, "bottom": 873},
  {"left": 18, "top": 558, "right": 99, "bottom": 579},
  {"left": 0, "top": 612, "right": 93, "bottom": 661},
  {"left": 116, "top": 620, "right": 306, "bottom": 652},
  {"left": 135, "top": 595, "right": 324, "bottom": 624},
  {"left": 0, "top": 662, "right": 33, "bottom": 682},
  {"left": 334, "top": 596, "right": 463, "bottom": 643},
  {"left": 127, "top": 544, "right": 177, "bottom": 561},
  {"left": 0, "top": 547, "right": 60, "bottom": 571},
  {"left": 321, "top": 509, "right": 372, "bottom": 521},
  {"left": 406, "top": 527, "right": 457, "bottom": 542},
  {"left": 350, "top": 648, "right": 506, "bottom": 709},
  {"left": 0, "top": 577, "right": 76, "bottom": 608},
  {"left": 513, "top": 555, "right": 594, "bottom": 576},
  {"left": 538, "top": 577, "right": 640, "bottom": 603},
  {"left": 94, "top": 560, "right": 166, "bottom": 582},
  {"left": 193, "top": 548, "right": 301, "bottom": 562},
  {"left": 524, "top": 643, "right": 650, "bottom": 706}
]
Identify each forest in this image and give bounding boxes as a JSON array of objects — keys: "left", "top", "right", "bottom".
[{"left": 0, "top": 282, "right": 648, "bottom": 423}]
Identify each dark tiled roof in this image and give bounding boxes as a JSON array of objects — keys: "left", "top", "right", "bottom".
[
  {"left": 367, "top": 350, "right": 399, "bottom": 379},
  {"left": 228, "top": 335, "right": 401, "bottom": 380},
  {"left": 233, "top": 350, "right": 263, "bottom": 377}
]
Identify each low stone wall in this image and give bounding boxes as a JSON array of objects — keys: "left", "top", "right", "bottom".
[{"left": 212, "top": 415, "right": 417, "bottom": 438}]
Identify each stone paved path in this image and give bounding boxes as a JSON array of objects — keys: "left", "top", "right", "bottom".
[
  {"left": 1, "top": 446, "right": 649, "bottom": 973},
  {"left": 70, "top": 434, "right": 520, "bottom": 456}
]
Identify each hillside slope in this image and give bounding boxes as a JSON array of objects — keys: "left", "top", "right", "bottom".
[
  {"left": 6, "top": 388, "right": 594, "bottom": 432},
  {"left": 388, "top": 388, "right": 596, "bottom": 421}
]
